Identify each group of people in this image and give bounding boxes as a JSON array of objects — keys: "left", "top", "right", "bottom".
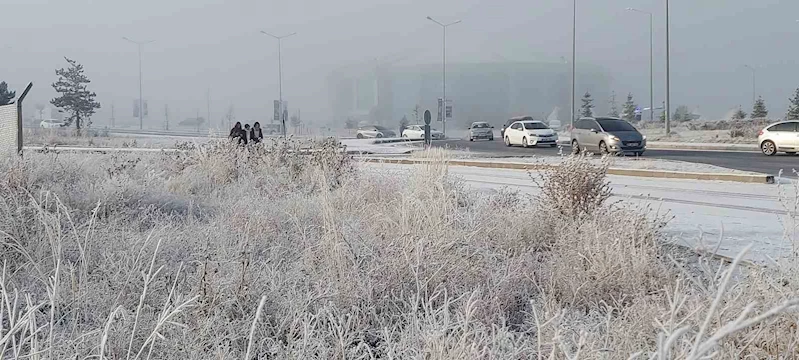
[{"left": 229, "top": 122, "right": 264, "bottom": 145}]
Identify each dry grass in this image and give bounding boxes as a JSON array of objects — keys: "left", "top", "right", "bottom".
[{"left": 0, "top": 140, "right": 798, "bottom": 359}]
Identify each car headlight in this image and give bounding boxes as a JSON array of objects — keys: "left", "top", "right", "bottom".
[
  {"left": 609, "top": 136, "right": 621, "bottom": 142},
  {"left": 643, "top": 135, "right": 647, "bottom": 140}
]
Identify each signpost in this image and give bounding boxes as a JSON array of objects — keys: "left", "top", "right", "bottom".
[
  {"left": 423, "top": 109, "right": 432, "bottom": 147},
  {"left": 437, "top": 98, "right": 443, "bottom": 122},
  {"left": 273, "top": 100, "right": 280, "bottom": 122}
]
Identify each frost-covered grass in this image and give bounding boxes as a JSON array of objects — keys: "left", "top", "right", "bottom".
[{"left": 0, "top": 140, "right": 798, "bottom": 358}]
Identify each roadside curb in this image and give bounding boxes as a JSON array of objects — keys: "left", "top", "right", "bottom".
[
  {"left": 359, "top": 157, "right": 775, "bottom": 184},
  {"left": 556, "top": 139, "right": 759, "bottom": 152}
]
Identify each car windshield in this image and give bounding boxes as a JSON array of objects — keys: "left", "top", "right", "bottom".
[
  {"left": 375, "top": 126, "right": 391, "bottom": 131},
  {"left": 597, "top": 119, "right": 636, "bottom": 132},
  {"left": 523, "top": 122, "right": 548, "bottom": 130},
  {"left": 472, "top": 123, "right": 490, "bottom": 128}
]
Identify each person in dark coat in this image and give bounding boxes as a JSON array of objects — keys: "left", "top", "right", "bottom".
[
  {"left": 229, "top": 122, "right": 248, "bottom": 145},
  {"left": 250, "top": 122, "right": 264, "bottom": 144}
]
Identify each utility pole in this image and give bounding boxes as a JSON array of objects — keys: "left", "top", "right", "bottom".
[
  {"left": 164, "top": 104, "right": 169, "bottom": 131},
  {"left": 111, "top": 102, "right": 116, "bottom": 128},
  {"left": 664, "top": 0, "right": 671, "bottom": 135},
  {"left": 122, "top": 37, "right": 154, "bottom": 130},
  {"left": 571, "top": 0, "right": 577, "bottom": 128},
  {"left": 744, "top": 65, "right": 756, "bottom": 110},
  {"left": 427, "top": 16, "right": 461, "bottom": 137},
  {"left": 261, "top": 31, "right": 297, "bottom": 138}
]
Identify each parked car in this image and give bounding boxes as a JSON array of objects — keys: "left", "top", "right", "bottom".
[
  {"left": 503, "top": 120, "right": 558, "bottom": 148},
  {"left": 401, "top": 125, "right": 444, "bottom": 140},
  {"left": 468, "top": 122, "right": 494, "bottom": 141},
  {"left": 758, "top": 120, "right": 799, "bottom": 156},
  {"left": 356, "top": 125, "right": 396, "bottom": 139},
  {"left": 40, "top": 119, "right": 65, "bottom": 129},
  {"left": 571, "top": 117, "right": 646, "bottom": 156},
  {"left": 500, "top": 116, "right": 534, "bottom": 139}
]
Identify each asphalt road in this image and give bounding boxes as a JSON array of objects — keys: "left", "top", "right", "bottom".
[{"left": 435, "top": 139, "right": 799, "bottom": 177}]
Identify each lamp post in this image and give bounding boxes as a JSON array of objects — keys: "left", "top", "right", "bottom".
[
  {"left": 261, "top": 31, "right": 297, "bottom": 138},
  {"left": 571, "top": 0, "right": 577, "bottom": 127},
  {"left": 744, "top": 65, "right": 756, "bottom": 110},
  {"left": 426, "top": 16, "right": 461, "bottom": 137},
  {"left": 665, "top": 0, "right": 671, "bottom": 134},
  {"left": 626, "top": 7, "right": 654, "bottom": 122},
  {"left": 122, "top": 37, "right": 154, "bottom": 130}
]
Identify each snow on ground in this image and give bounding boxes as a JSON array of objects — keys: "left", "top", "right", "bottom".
[
  {"left": 467, "top": 155, "right": 761, "bottom": 174},
  {"left": 340, "top": 139, "right": 419, "bottom": 154},
  {"left": 362, "top": 161, "right": 795, "bottom": 264}
]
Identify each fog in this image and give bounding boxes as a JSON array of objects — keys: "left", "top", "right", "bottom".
[{"left": 2, "top": 0, "right": 798, "bottom": 127}]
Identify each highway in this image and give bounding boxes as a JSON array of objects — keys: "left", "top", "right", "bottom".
[{"left": 434, "top": 138, "right": 799, "bottom": 177}]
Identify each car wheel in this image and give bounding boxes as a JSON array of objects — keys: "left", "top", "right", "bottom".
[
  {"left": 571, "top": 140, "right": 580, "bottom": 154},
  {"left": 761, "top": 140, "right": 777, "bottom": 156},
  {"left": 522, "top": 137, "right": 529, "bottom": 148},
  {"left": 469, "top": 137, "right": 474, "bottom": 142},
  {"left": 599, "top": 141, "right": 610, "bottom": 155},
  {"left": 376, "top": 133, "right": 383, "bottom": 138},
  {"left": 505, "top": 136, "right": 512, "bottom": 147},
  {"left": 356, "top": 133, "right": 364, "bottom": 139}
]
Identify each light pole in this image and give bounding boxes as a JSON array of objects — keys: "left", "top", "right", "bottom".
[
  {"left": 122, "top": 37, "right": 154, "bottom": 130},
  {"left": 261, "top": 31, "right": 297, "bottom": 138},
  {"left": 665, "top": 0, "right": 671, "bottom": 134},
  {"left": 571, "top": 0, "right": 577, "bottom": 127},
  {"left": 626, "top": 8, "right": 654, "bottom": 122},
  {"left": 744, "top": 65, "right": 756, "bottom": 110},
  {"left": 426, "top": 16, "right": 461, "bottom": 137}
]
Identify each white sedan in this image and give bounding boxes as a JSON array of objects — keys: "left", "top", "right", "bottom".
[
  {"left": 503, "top": 121, "right": 558, "bottom": 148},
  {"left": 402, "top": 125, "right": 444, "bottom": 140}
]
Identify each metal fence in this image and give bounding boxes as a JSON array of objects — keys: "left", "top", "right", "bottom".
[{"left": 0, "top": 104, "right": 19, "bottom": 156}]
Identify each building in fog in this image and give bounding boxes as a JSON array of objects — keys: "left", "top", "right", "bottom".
[{"left": 327, "top": 61, "right": 613, "bottom": 128}]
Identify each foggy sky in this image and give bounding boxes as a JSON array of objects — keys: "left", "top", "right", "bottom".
[{"left": 2, "top": 0, "right": 799, "bottom": 126}]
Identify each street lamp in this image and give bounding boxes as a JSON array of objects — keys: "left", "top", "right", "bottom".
[
  {"left": 261, "top": 31, "right": 297, "bottom": 138},
  {"left": 426, "top": 16, "right": 461, "bottom": 137},
  {"left": 571, "top": 0, "right": 576, "bottom": 127},
  {"left": 744, "top": 65, "right": 756, "bottom": 111},
  {"left": 665, "top": 0, "right": 671, "bottom": 134},
  {"left": 626, "top": 7, "right": 654, "bottom": 122},
  {"left": 122, "top": 37, "right": 154, "bottom": 130}
]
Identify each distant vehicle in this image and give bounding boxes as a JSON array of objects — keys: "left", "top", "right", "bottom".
[
  {"left": 40, "top": 119, "right": 65, "bottom": 129},
  {"left": 468, "top": 122, "right": 494, "bottom": 141},
  {"left": 401, "top": 125, "right": 444, "bottom": 140},
  {"left": 758, "top": 120, "right": 799, "bottom": 156},
  {"left": 571, "top": 117, "right": 646, "bottom": 156},
  {"left": 501, "top": 116, "right": 535, "bottom": 139},
  {"left": 356, "top": 125, "right": 396, "bottom": 139},
  {"left": 503, "top": 120, "right": 557, "bottom": 148}
]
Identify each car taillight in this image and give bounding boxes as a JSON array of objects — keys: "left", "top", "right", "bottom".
[{"left": 758, "top": 130, "right": 764, "bottom": 136}]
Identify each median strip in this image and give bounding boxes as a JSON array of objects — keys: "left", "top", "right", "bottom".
[{"left": 359, "top": 157, "right": 775, "bottom": 184}]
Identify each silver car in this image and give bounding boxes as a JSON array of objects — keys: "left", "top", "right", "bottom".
[
  {"left": 356, "top": 125, "right": 396, "bottom": 139},
  {"left": 571, "top": 117, "right": 646, "bottom": 156},
  {"left": 468, "top": 122, "right": 494, "bottom": 141}
]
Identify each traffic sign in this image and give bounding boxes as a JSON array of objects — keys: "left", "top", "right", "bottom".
[{"left": 424, "top": 110, "right": 431, "bottom": 125}]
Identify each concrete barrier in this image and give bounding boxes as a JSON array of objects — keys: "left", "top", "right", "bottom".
[{"left": 360, "top": 157, "right": 775, "bottom": 184}]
